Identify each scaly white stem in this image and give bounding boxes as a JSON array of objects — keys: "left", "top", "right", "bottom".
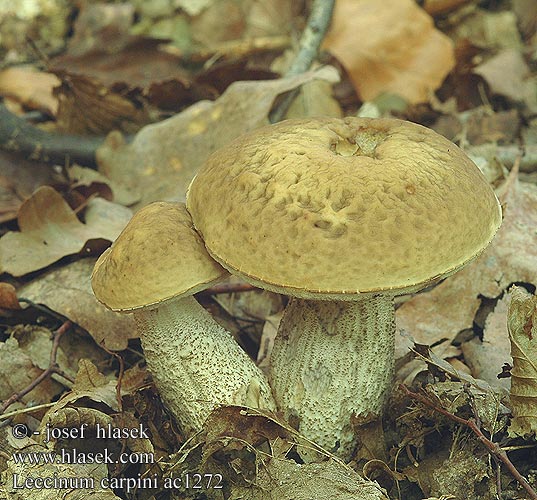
[
  {"left": 135, "top": 295, "right": 276, "bottom": 437},
  {"left": 269, "top": 295, "right": 395, "bottom": 459}
]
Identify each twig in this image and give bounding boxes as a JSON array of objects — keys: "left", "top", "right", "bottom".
[
  {"left": 0, "top": 320, "right": 74, "bottom": 415},
  {"left": 163, "top": 35, "right": 291, "bottom": 64},
  {"left": 400, "top": 384, "right": 537, "bottom": 500},
  {"left": 0, "top": 402, "right": 56, "bottom": 421},
  {"left": 0, "top": 104, "right": 101, "bottom": 167},
  {"left": 269, "top": 0, "right": 336, "bottom": 123}
]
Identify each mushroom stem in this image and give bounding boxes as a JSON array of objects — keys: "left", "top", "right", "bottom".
[
  {"left": 269, "top": 295, "right": 395, "bottom": 459},
  {"left": 134, "top": 295, "right": 276, "bottom": 437}
]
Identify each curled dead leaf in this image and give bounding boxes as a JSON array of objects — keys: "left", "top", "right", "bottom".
[{"left": 507, "top": 286, "right": 537, "bottom": 437}]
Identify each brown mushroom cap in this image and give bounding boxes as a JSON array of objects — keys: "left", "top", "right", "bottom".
[
  {"left": 92, "top": 202, "right": 227, "bottom": 311},
  {"left": 187, "top": 117, "right": 502, "bottom": 298}
]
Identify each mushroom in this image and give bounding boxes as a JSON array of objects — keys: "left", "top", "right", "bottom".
[
  {"left": 91, "top": 202, "right": 276, "bottom": 437},
  {"left": 186, "top": 117, "right": 502, "bottom": 458}
]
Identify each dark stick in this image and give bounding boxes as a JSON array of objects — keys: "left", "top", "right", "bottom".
[
  {"left": 0, "top": 321, "right": 74, "bottom": 415},
  {"left": 400, "top": 384, "right": 537, "bottom": 500},
  {"left": 0, "top": 104, "right": 101, "bottom": 167}
]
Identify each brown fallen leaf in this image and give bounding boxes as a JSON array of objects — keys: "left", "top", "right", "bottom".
[
  {"left": 473, "top": 49, "right": 531, "bottom": 102},
  {"left": 0, "top": 67, "right": 59, "bottom": 115},
  {"left": 323, "top": 0, "right": 454, "bottom": 104},
  {"left": 52, "top": 70, "right": 149, "bottom": 135},
  {"left": 18, "top": 259, "right": 137, "bottom": 351},
  {"left": 0, "top": 334, "right": 64, "bottom": 406},
  {"left": 395, "top": 168, "right": 537, "bottom": 361},
  {"left": 0, "top": 151, "right": 63, "bottom": 224},
  {"left": 0, "top": 187, "right": 132, "bottom": 276},
  {"left": 0, "top": 283, "right": 20, "bottom": 310},
  {"left": 507, "top": 286, "right": 537, "bottom": 437},
  {"left": 96, "top": 66, "right": 339, "bottom": 208},
  {"left": 461, "top": 294, "right": 512, "bottom": 390},
  {"left": 230, "top": 457, "right": 389, "bottom": 500}
]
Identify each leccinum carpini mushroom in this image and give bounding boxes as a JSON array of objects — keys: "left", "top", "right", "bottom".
[{"left": 186, "top": 117, "right": 502, "bottom": 458}]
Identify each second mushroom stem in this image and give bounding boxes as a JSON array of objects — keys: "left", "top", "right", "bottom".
[
  {"left": 135, "top": 295, "right": 276, "bottom": 437},
  {"left": 269, "top": 294, "right": 395, "bottom": 460}
]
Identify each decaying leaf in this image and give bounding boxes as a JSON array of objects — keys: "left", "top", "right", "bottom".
[
  {"left": 164, "top": 406, "right": 388, "bottom": 499},
  {"left": 507, "top": 286, "right": 537, "bottom": 437},
  {"left": 0, "top": 187, "right": 131, "bottom": 276},
  {"left": 0, "top": 336, "right": 64, "bottom": 406},
  {"left": 474, "top": 49, "right": 531, "bottom": 102},
  {"left": 396, "top": 169, "right": 537, "bottom": 362},
  {"left": 18, "top": 259, "right": 137, "bottom": 351},
  {"left": 96, "top": 66, "right": 339, "bottom": 208},
  {"left": 0, "top": 283, "right": 21, "bottom": 310},
  {"left": 461, "top": 293, "right": 512, "bottom": 390},
  {"left": 53, "top": 70, "right": 149, "bottom": 135},
  {"left": 67, "top": 165, "right": 141, "bottom": 207},
  {"left": 0, "top": 67, "right": 59, "bottom": 115},
  {"left": 229, "top": 457, "right": 389, "bottom": 500},
  {"left": 323, "top": 0, "right": 454, "bottom": 104},
  {"left": 415, "top": 448, "right": 493, "bottom": 500}
]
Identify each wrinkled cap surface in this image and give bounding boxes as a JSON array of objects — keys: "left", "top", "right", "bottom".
[
  {"left": 92, "top": 202, "right": 227, "bottom": 311},
  {"left": 187, "top": 117, "right": 502, "bottom": 298}
]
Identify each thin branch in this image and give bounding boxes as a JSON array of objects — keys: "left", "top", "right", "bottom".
[
  {"left": 163, "top": 35, "right": 291, "bottom": 64},
  {"left": 0, "top": 104, "right": 101, "bottom": 167},
  {"left": 400, "top": 384, "right": 537, "bottom": 500},
  {"left": 269, "top": 0, "right": 336, "bottom": 122},
  {"left": 0, "top": 321, "right": 74, "bottom": 415}
]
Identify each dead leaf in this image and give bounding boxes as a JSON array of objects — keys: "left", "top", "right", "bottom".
[
  {"left": 0, "top": 336, "right": 63, "bottom": 406},
  {"left": 416, "top": 448, "right": 494, "bottom": 500},
  {"left": 96, "top": 66, "right": 339, "bottom": 208},
  {"left": 507, "top": 286, "right": 537, "bottom": 437},
  {"left": 448, "top": 9, "right": 523, "bottom": 50},
  {"left": 323, "top": 0, "right": 454, "bottom": 104},
  {"left": 0, "top": 67, "right": 59, "bottom": 115},
  {"left": 52, "top": 70, "right": 148, "bottom": 135},
  {"left": 0, "top": 151, "right": 63, "bottom": 223},
  {"left": 474, "top": 49, "right": 531, "bottom": 102},
  {"left": 461, "top": 294, "right": 512, "bottom": 390},
  {"left": 0, "top": 283, "right": 21, "bottom": 310},
  {"left": 396, "top": 169, "right": 537, "bottom": 360},
  {"left": 0, "top": 187, "right": 132, "bottom": 276},
  {"left": 67, "top": 165, "right": 140, "bottom": 207},
  {"left": 230, "top": 455, "right": 389, "bottom": 500},
  {"left": 18, "top": 259, "right": 137, "bottom": 351}
]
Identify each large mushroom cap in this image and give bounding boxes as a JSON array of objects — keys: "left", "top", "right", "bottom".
[
  {"left": 187, "top": 117, "right": 502, "bottom": 298},
  {"left": 92, "top": 202, "right": 227, "bottom": 311}
]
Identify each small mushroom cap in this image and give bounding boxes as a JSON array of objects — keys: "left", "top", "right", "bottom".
[
  {"left": 92, "top": 202, "right": 227, "bottom": 311},
  {"left": 187, "top": 117, "right": 502, "bottom": 298}
]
